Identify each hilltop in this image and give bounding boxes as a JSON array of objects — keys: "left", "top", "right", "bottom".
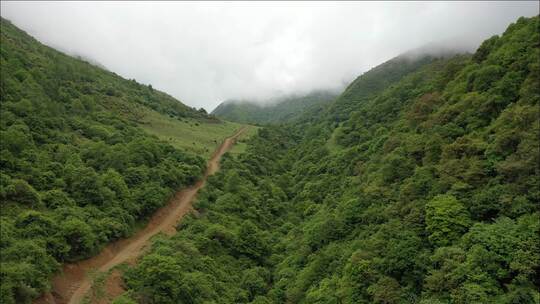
[{"left": 212, "top": 90, "right": 338, "bottom": 124}]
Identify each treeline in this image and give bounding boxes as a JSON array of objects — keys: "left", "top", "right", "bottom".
[
  {"left": 0, "top": 18, "right": 207, "bottom": 303},
  {"left": 119, "top": 16, "right": 539, "bottom": 303}
]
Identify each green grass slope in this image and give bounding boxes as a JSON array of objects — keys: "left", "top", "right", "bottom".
[
  {"left": 133, "top": 108, "right": 243, "bottom": 159},
  {"left": 120, "top": 16, "right": 539, "bottom": 304}
]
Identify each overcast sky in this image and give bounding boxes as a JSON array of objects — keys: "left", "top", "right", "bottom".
[{"left": 1, "top": 2, "right": 538, "bottom": 111}]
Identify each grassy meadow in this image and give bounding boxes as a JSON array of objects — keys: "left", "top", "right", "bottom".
[
  {"left": 228, "top": 125, "right": 260, "bottom": 156},
  {"left": 136, "top": 108, "right": 248, "bottom": 159}
]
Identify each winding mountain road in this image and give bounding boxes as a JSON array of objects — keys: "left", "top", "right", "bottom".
[{"left": 35, "top": 127, "right": 247, "bottom": 304}]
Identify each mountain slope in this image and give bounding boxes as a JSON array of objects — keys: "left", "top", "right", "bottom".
[
  {"left": 119, "top": 16, "right": 539, "bottom": 304},
  {"left": 212, "top": 91, "right": 337, "bottom": 124},
  {"left": 0, "top": 18, "right": 241, "bottom": 303},
  {"left": 0, "top": 20, "right": 206, "bottom": 120}
]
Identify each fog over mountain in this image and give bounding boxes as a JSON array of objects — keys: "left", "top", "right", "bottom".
[{"left": 1, "top": 1, "right": 537, "bottom": 110}]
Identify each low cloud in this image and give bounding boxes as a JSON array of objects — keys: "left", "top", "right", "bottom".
[{"left": 1, "top": 1, "right": 537, "bottom": 110}]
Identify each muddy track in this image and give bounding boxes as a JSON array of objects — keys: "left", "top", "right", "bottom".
[{"left": 35, "top": 127, "right": 247, "bottom": 304}]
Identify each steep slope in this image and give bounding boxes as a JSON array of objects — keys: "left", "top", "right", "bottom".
[
  {"left": 287, "top": 52, "right": 457, "bottom": 141},
  {"left": 119, "top": 16, "right": 539, "bottom": 304},
  {"left": 326, "top": 54, "right": 440, "bottom": 122},
  {"left": 0, "top": 20, "right": 206, "bottom": 120},
  {"left": 212, "top": 91, "right": 337, "bottom": 124},
  {"left": 0, "top": 18, "right": 239, "bottom": 303}
]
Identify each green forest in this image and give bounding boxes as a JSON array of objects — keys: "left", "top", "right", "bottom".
[
  {"left": 121, "top": 16, "right": 540, "bottom": 304},
  {"left": 0, "top": 17, "right": 222, "bottom": 303},
  {"left": 1, "top": 13, "right": 539, "bottom": 304}
]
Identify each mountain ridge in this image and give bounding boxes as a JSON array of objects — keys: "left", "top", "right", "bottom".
[{"left": 212, "top": 90, "right": 338, "bottom": 124}]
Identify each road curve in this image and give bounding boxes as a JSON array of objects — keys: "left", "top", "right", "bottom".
[{"left": 35, "top": 127, "right": 247, "bottom": 304}]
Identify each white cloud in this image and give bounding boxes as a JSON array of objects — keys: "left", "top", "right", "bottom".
[{"left": 1, "top": 1, "right": 537, "bottom": 110}]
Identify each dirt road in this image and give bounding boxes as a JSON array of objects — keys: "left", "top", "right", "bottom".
[{"left": 35, "top": 127, "right": 247, "bottom": 304}]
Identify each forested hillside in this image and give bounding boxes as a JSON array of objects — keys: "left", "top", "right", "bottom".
[
  {"left": 212, "top": 91, "right": 337, "bottom": 124},
  {"left": 119, "top": 16, "right": 540, "bottom": 303},
  {"left": 0, "top": 18, "right": 231, "bottom": 303}
]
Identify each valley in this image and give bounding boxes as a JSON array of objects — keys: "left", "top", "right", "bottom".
[{"left": 0, "top": 10, "right": 539, "bottom": 304}]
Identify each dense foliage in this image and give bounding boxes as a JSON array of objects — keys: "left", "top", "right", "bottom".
[
  {"left": 212, "top": 91, "right": 337, "bottom": 125},
  {"left": 123, "top": 16, "right": 539, "bottom": 303},
  {"left": 123, "top": 127, "right": 294, "bottom": 303},
  {"left": 0, "top": 18, "right": 209, "bottom": 303}
]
